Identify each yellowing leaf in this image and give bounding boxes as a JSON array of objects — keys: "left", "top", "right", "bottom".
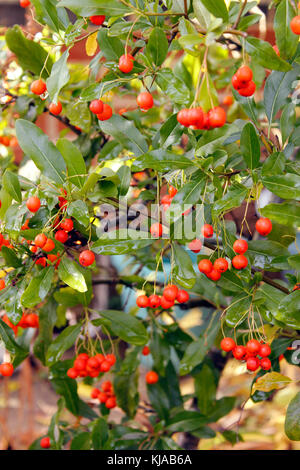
[
  {"left": 85, "top": 32, "right": 98, "bottom": 57},
  {"left": 253, "top": 372, "right": 292, "bottom": 394}
]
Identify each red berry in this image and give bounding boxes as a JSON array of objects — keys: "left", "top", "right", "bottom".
[
  {"left": 67, "top": 368, "right": 78, "bottom": 379},
  {"left": 55, "top": 230, "right": 68, "bottom": 243},
  {"left": 208, "top": 107, "right": 226, "bottom": 128},
  {"left": 232, "top": 73, "right": 242, "bottom": 90},
  {"left": 177, "top": 109, "right": 190, "bottom": 126},
  {"left": 49, "top": 101, "right": 62, "bottom": 115},
  {"left": 142, "top": 346, "right": 150, "bottom": 356},
  {"left": 148, "top": 294, "right": 161, "bottom": 308},
  {"left": 137, "top": 92, "right": 154, "bottom": 110},
  {"left": 233, "top": 239, "right": 248, "bottom": 254},
  {"left": 90, "top": 15, "right": 105, "bottom": 26},
  {"left": 260, "top": 357, "right": 271, "bottom": 370},
  {"left": 233, "top": 345, "right": 246, "bottom": 360},
  {"left": 188, "top": 107, "right": 204, "bottom": 127},
  {"left": 220, "top": 337, "right": 236, "bottom": 352},
  {"left": 87, "top": 356, "right": 99, "bottom": 369},
  {"left": 236, "top": 65, "right": 253, "bottom": 83},
  {"left": 201, "top": 224, "right": 214, "bottom": 238},
  {"left": 146, "top": 371, "right": 159, "bottom": 384},
  {"left": 98, "top": 392, "right": 108, "bottom": 403},
  {"left": 105, "top": 397, "right": 117, "bottom": 409},
  {"left": 60, "top": 218, "right": 73, "bottom": 232},
  {"left": 136, "top": 295, "right": 149, "bottom": 308},
  {"left": 20, "top": 0, "right": 31, "bottom": 7},
  {"left": 238, "top": 81, "right": 256, "bottom": 97},
  {"left": 246, "top": 339, "right": 261, "bottom": 355},
  {"left": 161, "top": 296, "right": 174, "bottom": 309},
  {"left": 97, "top": 103, "right": 113, "bottom": 121},
  {"left": 198, "top": 259, "right": 213, "bottom": 274},
  {"left": 118, "top": 54, "right": 134, "bottom": 73},
  {"left": 26, "top": 196, "right": 41, "bottom": 212},
  {"left": 91, "top": 388, "right": 100, "bottom": 399},
  {"left": 223, "top": 95, "right": 233, "bottom": 106},
  {"left": 74, "top": 357, "right": 87, "bottom": 371},
  {"left": 42, "top": 239, "right": 55, "bottom": 253},
  {"left": 232, "top": 254, "right": 248, "bottom": 270},
  {"left": 79, "top": 250, "right": 95, "bottom": 267},
  {"left": 30, "top": 79, "right": 46, "bottom": 95},
  {"left": 188, "top": 238, "right": 202, "bottom": 253},
  {"left": 34, "top": 233, "right": 47, "bottom": 248},
  {"left": 40, "top": 437, "right": 51, "bottom": 449},
  {"left": 0, "top": 279, "right": 5, "bottom": 290},
  {"left": 89, "top": 99, "right": 104, "bottom": 114},
  {"left": 35, "top": 257, "right": 47, "bottom": 267},
  {"left": 168, "top": 185, "right": 177, "bottom": 197},
  {"left": 0, "top": 362, "right": 14, "bottom": 377},
  {"left": 291, "top": 16, "right": 300, "bottom": 35},
  {"left": 206, "top": 268, "right": 221, "bottom": 281},
  {"left": 247, "top": 356, "right": 260, "bottom": 371},
  {"left": 214, "top": 258, "right": 228, "bottom": 273},
  {"left": 105, "top": 354, "right": 116, "bottom": 366},
  {"left": 150, "top": 222, "right": 163, "bottom": 238},
  {"left": 256, "top": 218, "right": 272, "bottom": 236},
  {"left": 176, "top": 289, "right": 189, "bottom": 303},
  {"left": 101, "top": 380, "right": 112, "bottom": 392},
  {"left": 25, "top": 313, "right": 39, "bottom": 328},
  {"left": 163, "top": 285, "right": 178, "bottom": 302},
  {"left": 100, "top": 360, "right": 111, "bottom": 372},
  {"left": 259, "top": 344, "right": 271, "bottom": 357}
]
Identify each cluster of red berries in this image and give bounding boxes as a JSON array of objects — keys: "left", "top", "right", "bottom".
[
  {"left": 67, "top": 352, "right": 116, "bottom": 379},
  {"left": 0, "top": 362, "right": 14, "bottom": 377},
  {"left": 2, "top": 312, "right": 39, "bottom": 336},
  {"left": 89, "top": 99, "right": 113, "bottom": 121},
  {"left": 136, "top": 284, "right": 189, "bottom": 310},
  {"left": 118, "top": 53, "right": 134, "bottom": 73},
  {"left": 161, "top": 185, "right": 178, "bottom": 210},
  {"left": 177, "top": 106, "right": 226, "bottom": 130},
  {"left": 221, "top": 337, "right": 272, "bottom": 372},
  {"left": 0, "top": 135, "right": 18, "bottom": 147},
  {"left": 90, "top": 380, "right": 117, "bottom": 409},
  {"left": 30, "top": 80, "right": 62, "bottom": 115},
  {"left": 232, "top": 65, "right": 256, "bottom": 97}
]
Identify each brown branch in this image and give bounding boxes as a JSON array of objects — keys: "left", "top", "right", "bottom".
[{"left": 233, "top": 0, "right": 248, "bottom": 29}]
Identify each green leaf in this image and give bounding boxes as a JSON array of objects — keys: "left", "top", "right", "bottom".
[
  {"left": 114, "top": 368, "right": 139, "bottom": 419},
  {"left": 245, "top": 37, "right": 292, "bottom": 72},
  {"left": 240, "top": 122, "right": 260, "bottom": 169},
  {"left": 34, "top": 298, "right": 57, "bottom": 365},
  {"left": 194, "top": 364, "right": 217, "bottom": 415},
  {"left": 172, "top": 244, "right": 196, "bottom": 289},
  {"left": 46, "top": 50, "right": 70, "bottom": 104},
  {"left": 99, "top": 115, "right": 148, "bottom": 157},
  {"left": 285, "top": 392, "right": 300, "bottom": 441},
  {"left": 274, "top": 291, "right": 300, "bottom": 329},
  {"left": 167, "top": 410, "right": 208, "bottom": 433},
  {"left": 5, "top": 25, "right": 53, "bottom": 78},
  {"left": 253, "top": 371, "right": 292, "bottom": 393},
  {"left": 213, "top": 184, "right": 248, "bottom": 216},
  {"left": 97, "top": 28, "right": 123, "bottom": 61},
  {"left": 16, "top": 120, "right": 66, "bottom": 184},
  {"left": 58, "top": 256, "right": 88, "bottom": 293},
  {"left": 134, "top": 150, "right": 193, "bottom": 171},
  {"left": 21, "top": 266, "right": 54, "bottom": 308},
  {"left": 117, "top": 166, "right": 131, "bottom": 196},
  {"left": 95, "top": 310, "right": 148, "bottom": 346},
  {"left": 274, "top": 0, "right": 298, "bottom": 60},
  {"left": 262, "top": 173, "right": 300, "bottom": 199},
  {"left": 280, "top": 103, "right": 296, "bottom": 143},
  {"left": 225, "top": 294, "right": 252, "bottom": 327},
  {"left": 0, "top": 318, "right": 29, "bottom": 367},
  {"left": 70, "top": 432, "right": 91, "bottom": 450},
  {"left": 31, "top": 0, "right": 69, "bottom": 33},
  {"left": 156, "top": 68, "right": 191, "bottom": 105},
  {"left": 180, "top": 311, "right": 221, "bottom": 375},
  {"left": 92, "top": 418, "right": 109, "bottom": 450},
  {"left": 92, "top": 229, "right": 152, "bottom": 255},
  {"left": 172, "top": 171, "right": 206, "bottom": 205},
  {"left": 196, "top": 124, "right": 238, "bottom": 156},
  {"left": 3, "top": 170, "right": 22, "bottom": 203},
  {"left": 262, "top": 152, "right": 286, "bottom": 176},
  {"left": 65, "top": 101, "right": 91, "bottom": 133},
  {"left": 59, "top": 0, "right": 130, "bottom": 17},
  {"left": 199, "top": 0, "right": 228, "bottom": 22},
  {"left": 67, "top": 200, "right": 90, "bottom": 227},
  {"left": 260, "top": 202, "right": 300, "bottom": 227},
  {"left": 46, "top": 323, "right": 82, "bottom": 365},
  {"left": 193, "top": 0, "right": 211, "bottom": 29},
  {"left": 247, "top": 240, "right": 290, "bottom": 270},
  {"left": 56, "top": 138, "right": 86, "bottom": 188},
  {"left": 1, "top": 246, "right": 22, "bottom": 268},
  {"left": 264, "top": 65, "right": 300, "bottom": 124},
  {"left": 146, "top": 27, "right": 168, "bottom": 66}
]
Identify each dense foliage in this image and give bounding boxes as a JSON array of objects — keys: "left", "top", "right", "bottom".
[{"left": 0, "top": 0, "right": 300, "bottom": 450}]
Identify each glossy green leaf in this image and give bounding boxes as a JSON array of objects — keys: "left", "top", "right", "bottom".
[
  {"left": 285, "top": 392, "right": 300, "bottom": 441},
  {"left": 21, "top": 266, "right": 54, "bottom": 308},
  {"left": 245, "top": 37, "right": 292, "bottom": 72},
  {"left": 3, "top": 170, "right": 22, "bottom": 203},
  {"left": 46, "top": 323, "right": 82, "bottom": 365},
  {"left": 96, "top": 310, "right": 148, "bottom": 346},
  {"left": 46, "top": 50, "right": 70, "bottom": 104},
  {"left": 0, "top": 318, "right": 29, "bottom": 367},
  {"left": 92, "top": 418, "right": 109, "bottom": 450},
  {"left": 31, "top": 0, "right": 69, "bottom": 33},
  {"left": 117, "top": 166, "right": 131, "bottom": 196},
  {"left": 56, "top": 138, "right": 86, "bottom": 188},
  {"left": 274, "top": 291, "right": 300, "bottom": 329},
  {"left": 58, "top": 256, "right": 87, "bottom": 293},
  {"left": 172, "top": 244, "right": 196, "bottom": 289},
  {"left": 16, "top": 120, "right": 66, "bottom": 184},
  {"left": 199, "top": 0, "right": 228, "bottom": 22},
  {"left": 146, "top": 27, "right": 168, "bottom": 66},
  {"left": 59, "top": 0, "right": 130, "bottom": 16},
  {"left": 135, "top": 150, "right": 193, "bottom": 171},
  {"left": 262, "top": 173, "right": 300, "bottom": 199},
  {"left": 92, "top": 229, "right": 152, "bottom": 255},
  {"left": 262, "top": 152, "right": 286, "bottom": 176},
  {"left": 240, "top": 122, "right": 260, "bottom": 169},
  {"left": 260, "top": 202, "right": 300, "bottom": 227},
  {"left": 274, "top": 0, "right": 298, "bottom": 60}
]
